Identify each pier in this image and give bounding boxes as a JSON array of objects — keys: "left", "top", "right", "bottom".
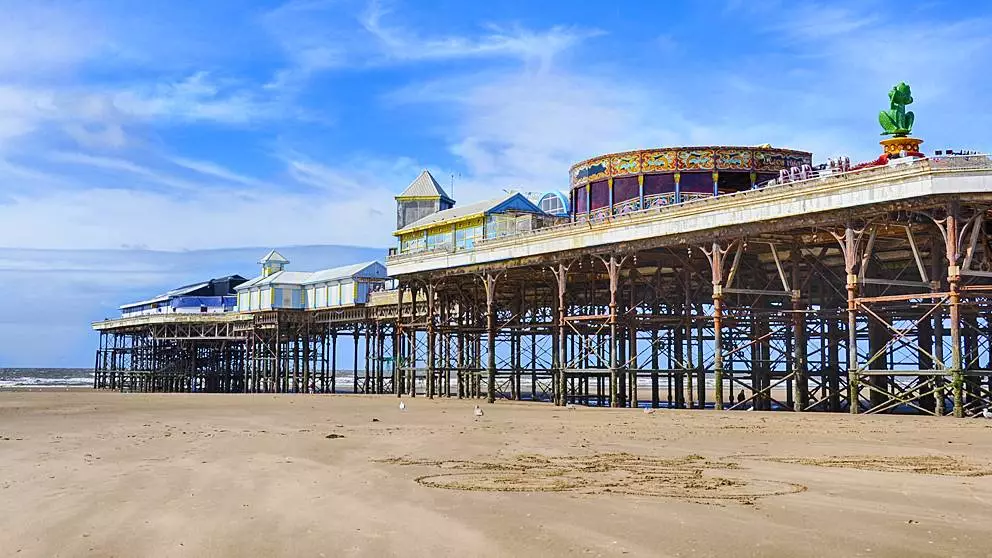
[{"left": 93, "top": 154, "right": 992, "bottom": 417}]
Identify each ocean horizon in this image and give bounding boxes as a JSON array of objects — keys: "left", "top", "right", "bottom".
[{"left": 0, "top": 368, "right": 372, "bottom": 390}]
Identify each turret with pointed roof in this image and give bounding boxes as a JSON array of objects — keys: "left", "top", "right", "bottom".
[
  {"left": 395, "top": 169, "right": 455, "bottom": 231},
  {"left": 259, "top": 250, "right": 289, "bottom": 277}
]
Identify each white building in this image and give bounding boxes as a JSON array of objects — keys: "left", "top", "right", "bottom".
[{"left": 235, "top": 251, "right": 388, "bottom": 312}]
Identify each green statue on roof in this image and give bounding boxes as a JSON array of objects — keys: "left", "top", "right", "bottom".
[{"left": 879, "top": 82, "right": 915, "bottom": 137}]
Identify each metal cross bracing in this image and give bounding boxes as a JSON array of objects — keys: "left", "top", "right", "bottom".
[
  {"left": 396, "top": 276, "right": 560, "bottom": 402},
  {"left": 94, "top": 309, "right": 397, "bottom": 395}
]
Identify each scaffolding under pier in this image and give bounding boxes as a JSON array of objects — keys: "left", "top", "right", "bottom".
[{"left": 93, "top": 292, "right": 411, "bottom": 395}]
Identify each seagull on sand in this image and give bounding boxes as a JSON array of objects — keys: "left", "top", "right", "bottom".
[
  {"left": 474, "top": 405, "right": 484, "bottom": 418},
  {"left": 399, "top": 401, "right": 406, "bottom": 411},
  {"left": 643, "top": 407, "right": 656, "bottom": 414},
  {"left": 982, "top": 408, "right": 992, "bottom": 419}
]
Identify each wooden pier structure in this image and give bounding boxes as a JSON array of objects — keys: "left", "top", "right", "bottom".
[{"left": 94, "top": 155, "right": 992, "bottom": 417}]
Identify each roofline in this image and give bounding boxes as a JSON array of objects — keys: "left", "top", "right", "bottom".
[
  {"left": 394, "top": 211, "right": 485, "bottom": 237},
  {"left": 119, "top": 295, "right": 170, "bottom": 310},
  {"left": 568, "top": 145, "right": 814, "bottom": 174},
  {"left": 301, "top": 261, "right": 385, "bottom": 284},
  {"left": 235, "top": 261, "right": 386, "bottom": 287},
  {"left": 394, "top": 194, "right": 456, "bottom": 203}
]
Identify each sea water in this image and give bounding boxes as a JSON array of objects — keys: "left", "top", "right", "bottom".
[{"left": 0, "top": 368, "right": 94, "bottom": 389}]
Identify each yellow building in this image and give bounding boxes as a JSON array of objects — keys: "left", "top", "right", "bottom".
[{"left": 395, "top": 192, "right": 559, "bottom": 255}]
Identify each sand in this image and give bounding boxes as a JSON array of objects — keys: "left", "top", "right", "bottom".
[{"left": 2, "top": 392, "right": 992, "bottom": 557}]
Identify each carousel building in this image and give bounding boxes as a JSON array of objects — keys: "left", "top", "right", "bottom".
[{"left": 569, "top": 146, "right": 811, "bottom": 222}]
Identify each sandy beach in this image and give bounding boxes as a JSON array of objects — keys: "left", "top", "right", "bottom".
[{"left": 2, "top": 391, "right": 991, "bottom": 557}]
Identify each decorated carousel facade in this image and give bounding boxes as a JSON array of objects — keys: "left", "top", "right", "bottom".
[{"left": 569, "top": 146, "right": 812, "bottom": 222}]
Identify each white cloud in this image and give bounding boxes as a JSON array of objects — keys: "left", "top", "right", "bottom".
[
  {"left": 112, "top": 72, "right": 284, "bottom": 125},
  {"left": 389, "top": 67, "right": 687, "bottom": 200},
  {"left": 0, "top": 147, "right": 427, "bottom": 251},
  {"left": 262, "top": 0, "right": 601, "bottom": 88},
  {"left": 360, "top": 0, "right": 598, "bottom": 68},
  {"left": 46, "top": 152, "right": 207, "bottom": 193},
  {"left": 0, "top": 186, "right": 394, "bottom": 250},
  {"left": 168, "top": 156, "right": 270, "bottom": 189}
]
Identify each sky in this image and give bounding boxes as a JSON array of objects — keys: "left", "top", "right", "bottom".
[{"left": 0, "top": 0, "right": 990, "bottom": 367}]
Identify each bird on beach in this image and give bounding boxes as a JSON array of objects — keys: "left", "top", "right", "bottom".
[
  {"left": 981, "top": 408, "right": 992, "bottom": 419},
  {"left": 399, "top": 401, "right": 406, "bottom": 411},
  {"left": 474, "top": 405, "right": 484, "bottom": 418},
  {"left": 643, "top": 408, "right": 656, "bottom": 415},
  {"left": 565, "top": 403, "right": 576, "bottom": 410}
]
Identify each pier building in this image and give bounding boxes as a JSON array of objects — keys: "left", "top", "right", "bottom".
[{"left": 119, "top": 275, "right": 245, "bottom": 317}]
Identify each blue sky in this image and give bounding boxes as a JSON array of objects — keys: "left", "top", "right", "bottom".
[{"left": 0, "top": 0, "right": 990, "bottom": 366}]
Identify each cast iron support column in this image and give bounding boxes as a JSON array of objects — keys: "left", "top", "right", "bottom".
[
  {"left": 427, "top": 283, "right": 436, "bottom": 399},
  {"left": 704, "top": 241, "right": 726, "bottom": 410},
  {"left": 352, "top": 328, "right": 359, "bottom": 395},
  {"left": 553, "top": 263, "right": 568, "bottom": 406},
  {"left": 607, "top": 255, "right": 621, "bottom": 408},
  {"left": 845, "top": 225, "right": 860, "bottom": 414},
  {"left": 792, "top": 244, "right": 808, "bottom": 412},
  {"left": 484, "top": 274, "right": 498, "bottom": 404},
  {"left": 945, "top": 204, "right": 964, "bottom": 417}
]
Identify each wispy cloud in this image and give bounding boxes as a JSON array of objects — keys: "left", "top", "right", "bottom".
[
  {"left": 168, "top": 156, "right": 270, "bottom": 189},
  {"left": 112, "top": 72, "right": 284, "bottom": 125},
  {"left": 0, "top": 184, "right": 395, "bottom": 250},
  {"left": 360, "top": 0, "right": 598, "bottom": 68},
  {"left": 47, "top": 152, "right": 206, "bottom": 193},
  {"left": 262, "top": 0, "right": 601, "bottom": 88},
  {"left": 388, "top": 67, "right": 685, "bottom": 200}
]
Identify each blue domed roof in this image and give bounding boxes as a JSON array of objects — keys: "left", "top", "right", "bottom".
[{"left": 538, "top": 191, "right": 570, "bottom": 216}]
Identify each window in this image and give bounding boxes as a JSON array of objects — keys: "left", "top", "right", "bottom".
[
  {"left": 574, "top": 188, "right": 587, "bottom": 214},
  {"left": 539, "top": 193, "right": 565, "bottom": 215},
  {"left": 486, "top": 214, "right": 518, "bottom": 238},
  {"left": 589, "top": 180, "right": 609, "bottom": 209},
  {"left": 401, "top": 234, "right": 426, "bottom": 253},
  {"left": 426, "top": 229, "right": 452, "bottom": 250},
  {"left": 455, "top": 224, "right": 482, "bottom": 249},
  {"left": 612, "top": 177, "right": 639, "bottom": 204}
]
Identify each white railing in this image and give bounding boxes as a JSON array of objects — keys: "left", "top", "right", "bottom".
[{"left": 387, "top": 154, "right": 992, "bottom": 264}]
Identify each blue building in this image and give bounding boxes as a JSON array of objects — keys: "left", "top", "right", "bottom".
[{"left": 119, "top": 275, "right": 245, "bottom": 317}]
